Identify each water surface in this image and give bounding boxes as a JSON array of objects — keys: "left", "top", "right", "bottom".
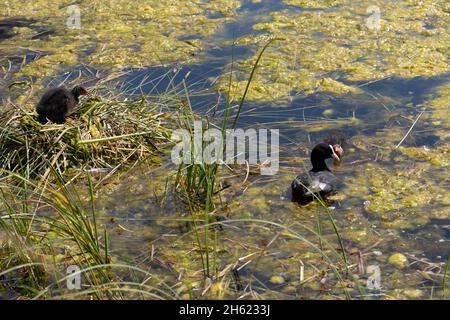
[{"left": 1, "top": 0, "right": 449, "bottom": 299}]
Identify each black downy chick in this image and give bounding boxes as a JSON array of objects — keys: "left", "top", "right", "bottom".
[{"left": 36, "top": 86, "right": 88, "bottom": 124}]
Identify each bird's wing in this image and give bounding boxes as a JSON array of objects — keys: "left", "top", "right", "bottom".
[
  {"left": 39, "top": 89, "right": 70, "bottom": 105},
  {"left": 304, "top": 179, "right": 331, "bottom": 195}
]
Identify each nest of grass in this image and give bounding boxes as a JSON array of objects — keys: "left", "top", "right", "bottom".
[{"left": 0, "top": 95, "right": 173, "bottom": 179}]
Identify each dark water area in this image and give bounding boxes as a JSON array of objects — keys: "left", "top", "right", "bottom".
[{"left": 0, "top": 19, "right": 35, "bottom": 41}]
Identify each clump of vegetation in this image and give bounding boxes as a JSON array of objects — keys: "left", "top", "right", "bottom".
[
  {"left": 426, "top": 81, "right": 450, "bottom": 128},
  {"left": 398, "top": 145, "right": 449, "bottom": 167},
  {"left": 0, "top": 92, "right": 173, "bottom": 179},
  {"left": 0, "top": 171, "right": 178, "bottom": 299},
  {"left": 345, "top": 161, "right": 449, "bottom": 228},
  {"left": 284, "top": 0, "right": 346, "bottom": 8}
]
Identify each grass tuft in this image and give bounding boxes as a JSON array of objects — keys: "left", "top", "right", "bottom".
[{"left": 0, "top": 90, "right": 173, "bottom": 180}]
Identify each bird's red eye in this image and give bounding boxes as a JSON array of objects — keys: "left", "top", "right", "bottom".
[{"left": 82, "top": 88, "right": 89, "bottom": 95}]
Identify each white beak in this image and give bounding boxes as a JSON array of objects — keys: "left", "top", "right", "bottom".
[{"left": 330, "top": 145, "right": 340, "bottom": 162}]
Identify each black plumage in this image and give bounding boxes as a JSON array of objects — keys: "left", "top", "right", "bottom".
[
  {"left": 36, "top": 86, "right": 88, "bottom": 124},
  {"left": 291, "top": 142, "right": 343, "bottom": 204}
]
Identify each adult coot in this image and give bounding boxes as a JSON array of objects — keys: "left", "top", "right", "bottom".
[
  {"left": 36, "top": 86, "right": 88, "bottom": 124},
  {"left": 291, "top": 142, "right": 344, "bottom": 204}
]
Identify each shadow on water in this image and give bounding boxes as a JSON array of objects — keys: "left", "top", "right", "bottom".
[{"left": 0, "top": 18, "right": 35, "bottom": 41}]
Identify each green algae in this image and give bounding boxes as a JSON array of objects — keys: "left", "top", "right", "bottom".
[
  {"left": 398, "top": 145, "right": 449, "bottom": 167},
  {"left": 219, "top": 0, "right": 450, "bottom": 102},
  {"left": 425, "top": 82, "right": 450, "bottom": 128},
  {"left": 1, "top": 0, "right": 241, "bottom": 90},
  {"left": 388, "top": 253, "right": 408, "bottom": 269},
  {"left": 344, "top": 159, "right": 449, "bottom": 229},
  {"left": 2, "top": 0, "right": 448, "bottom": 301},
  {"left": 269, "top": 274, "right": 286, "bottom": 284},
  {"left": 317, "top": 78, "right": 361, "bottom": 95},
  {"left": 284, "top": 0, "right": 346, "bottom": 9},
  {"left": 402, "top": 288, "right": 424, "bottom": 299},
  {"left": 344, "top": 124, "right": 449, "bottom": 229},
  {"left": 366, "top": 165, "right": 434, "bottom": 210}
]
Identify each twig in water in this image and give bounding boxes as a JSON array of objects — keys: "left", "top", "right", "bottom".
[{"left": 395, "top": 109, "right": 425, "bottom": 149}]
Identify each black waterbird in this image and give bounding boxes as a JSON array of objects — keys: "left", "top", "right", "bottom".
[
  {"left": 291, "top": 142, "right": 344, "bottom": 204},
  {"left": 36, "top": 86, "right": 88, "bottom": 124}
]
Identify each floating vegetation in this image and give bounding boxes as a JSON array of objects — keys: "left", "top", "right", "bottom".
[
  {"left": 1, "top": 0, "right": 241, "bottom": 90},
  {"left": 218, "top": 0, "right": 450, "bottom": 102},
  {"left": 345, "top": 160, "right": 449, "bottom": 228},
  {"left": 398, "top": 145, "right": 449, "bottom": 167},
  {"left": 284, "top": 0, "right": 346, "bottom": 8},
  {"left": 0, "top": 92, "right": 173, "bottom": 179},
  {"left": 388, "top": 253, "right": 409, "bottom": 269},
  {"left": 426, "top": 81, "right": 450, "bottom": 128}
]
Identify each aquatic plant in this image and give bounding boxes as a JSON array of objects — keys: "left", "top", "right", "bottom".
[
  {"left": 1, "top": 0, "right": 448, "bottom": 301},
  {"left": 163, "top": 38, "right": 276, "bottom": 283},
  {"left": 0, "top": 169, "right": 177, "bottom": 299},
  {"left": 0, "top": 88, "right": 172, "bottom": 180}
]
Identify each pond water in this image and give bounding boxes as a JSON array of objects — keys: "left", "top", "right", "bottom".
[{"left": 1, "top": 0, "right": 449, "bottom": 299}]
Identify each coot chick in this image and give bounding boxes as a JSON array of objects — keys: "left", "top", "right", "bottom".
[
  {"left": 291, "top": 143, "right": 344, "bottom": 204},
  {"left": 36, "top": 86, "right": 88, "bottom": 124}
]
